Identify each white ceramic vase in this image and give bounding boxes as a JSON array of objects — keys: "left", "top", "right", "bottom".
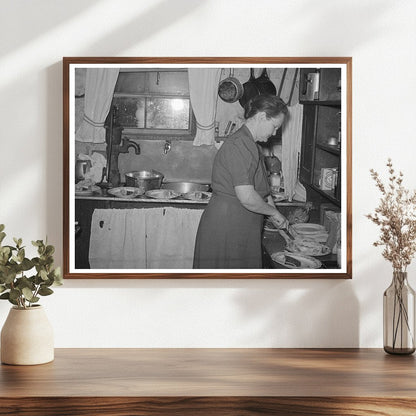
[{"left": 1, "top": 305, "right": 54, "bottom": 365}]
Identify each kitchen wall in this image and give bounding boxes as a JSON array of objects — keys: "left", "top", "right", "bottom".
[
  {"left": 1, "top": 0, "right": 415, "bottom": 348},
  {"left": 74, "top": 69, "right": 217, "bottom": 183},
  {"left": 74, "top": 67, "right": 296, "bottom": 184},
  {"left": 76, "top": 139, "right": 217, "bottom": 184}
]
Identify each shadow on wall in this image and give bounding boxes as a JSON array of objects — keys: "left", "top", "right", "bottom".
[
  {"left": 27, "top": 0, "right": 392, "bottom": 348},
  {"left": 43, "top": 0, "right": 205, "bottom": 263},
  {"left": 285, "top": 0, "right": 393, "bottom": 51},
  {"left": 1, "top": 0, "right": 102, "bottom": 56},
  {"left": 2, "top": 0, "right": 203, "bottom": 56},
  {"left": 233, "top": 280, "right": 359, "bottom": 348},
  {"left": 0, "top": 302, "right": 11, "bottom": 329},
  {"left": 56, "top": 278, "right": 359, "bottom": 348},
  {"left": 78, "top": 0, "right": 204, "bottom": 56}
]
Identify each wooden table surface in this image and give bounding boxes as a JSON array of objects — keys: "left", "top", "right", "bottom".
[{"left": 1, "top": 348, "right": 415, "bottom": 415}]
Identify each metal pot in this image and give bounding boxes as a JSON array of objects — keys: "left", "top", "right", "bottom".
[
  {"left": 75, "top": 160, "right": 92, "bottom": 183},
  {"left": 125, "top": 170, "right": 164, "bottom": 191},
  {"left": 218, "top": 69, "right": 244, "bottom": 103},
  {"left": 161, "top": 182, "right": 210, "bottom": 194}
]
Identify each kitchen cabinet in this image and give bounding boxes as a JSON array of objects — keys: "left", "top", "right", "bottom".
[
  {"left": 299, "top": 68, "right": 341, "bottom": 103},
  {"left": 299, "top": 68, "right": 341, "bottom": 208}
]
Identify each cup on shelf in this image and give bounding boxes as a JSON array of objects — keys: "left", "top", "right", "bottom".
[
  {"left": 318, "top": 168, "right": 338, "bottom": 191},
  {"left": 327, "top": 137, "right": 338, "bottom": 146}
]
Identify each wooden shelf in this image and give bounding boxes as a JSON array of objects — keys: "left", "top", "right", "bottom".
[
  {"left": 300, "top": 99, "right": 341, "bottom": 106},
  {"left": 310, "top": 184, "right": 340, "bottom": 206},
  {"left": 316, "top": 142, "right": 341, "bottom": 155},
  {"left": 1, "top": 348, "right": 416, "bottom": 415}
]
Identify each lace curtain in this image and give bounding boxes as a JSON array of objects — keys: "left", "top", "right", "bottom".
[
  {"left": 75, "top": 68, "right": 120, "bottom": 143},
  {"left": 188, "top": 68, "right": 221, "bottom": 146}
]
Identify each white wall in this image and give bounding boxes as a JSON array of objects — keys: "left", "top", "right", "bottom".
[{"left": 0, "top": 0, "right": 415, "bottom": 347}]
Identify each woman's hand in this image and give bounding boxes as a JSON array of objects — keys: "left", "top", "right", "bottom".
[{"left": 269, "top": 211, "right": 289, "bottom": 230}]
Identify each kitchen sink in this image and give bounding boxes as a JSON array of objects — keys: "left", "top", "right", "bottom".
[{"left": 161, "top": 182, "right": 210, "bottom": 194}]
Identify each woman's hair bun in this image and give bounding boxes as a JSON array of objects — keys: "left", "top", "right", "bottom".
[{"left": 244, "top": 94, "right": 288, "bottom": 120}]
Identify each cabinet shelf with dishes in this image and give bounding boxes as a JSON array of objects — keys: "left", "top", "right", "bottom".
[
  {"left": 316, "top": 142, "right": 340, "bottom": 156},
  {"left": 299, "top": 68, "right": 342, "bottom": 208}
]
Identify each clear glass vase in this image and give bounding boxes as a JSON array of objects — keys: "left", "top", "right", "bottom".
[{"left": 383, "top": 271, "right": 415, "bottom": 355}]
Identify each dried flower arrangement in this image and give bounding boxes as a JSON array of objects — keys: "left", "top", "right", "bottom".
[
  {"left": 367, "top": 159, "right": 416, "bottom": 354},
  {"left": 366, "top": 159, "right": 416, "bottom": 272}
]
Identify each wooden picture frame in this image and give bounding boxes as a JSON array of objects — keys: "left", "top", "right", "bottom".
[{"left": 63, "top": 57, "right": 352, "bottom": 279}]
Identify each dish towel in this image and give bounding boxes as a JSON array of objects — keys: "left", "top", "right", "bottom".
[
  {"left": 145, "top": 207, "right": 203, "bottom": 269},
  {"left": 89, "top": 209, "right": 146, "bottom": 269},
  {"left": 89, "top": 207, "right": 203, "bottom": 269}
]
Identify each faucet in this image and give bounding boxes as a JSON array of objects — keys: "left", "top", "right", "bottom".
[
  {"left": 164, "top": 140, "right": 171, "bottom": 154},
  {"left": 104, "top": 105, "right": 140, "bottom": 188},
  {"left": 119, "top": 138, "right": 140, "bottom": 155},
  {"left": 105, "top": 133, "right": 140, "bottom": 188}
]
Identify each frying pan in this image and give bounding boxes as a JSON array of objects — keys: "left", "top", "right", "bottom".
[
  {"left": 255, "top": 68, "right": 277, "bottom": 96},
  {"left": 239, "top": 68, "right": 260, "bottom": 109},
  {"left": 218, "top": 69, "right": 244, "bottom": 103}
]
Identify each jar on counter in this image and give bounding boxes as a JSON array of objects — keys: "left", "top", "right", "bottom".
[{"left": 269, "top": 172, "right": 281, "bottom": 189}]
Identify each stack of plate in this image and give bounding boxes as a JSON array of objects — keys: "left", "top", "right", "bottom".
[
  {"left": 182, "top": 191, "right": 211, "bottom": 201},
  {"left": 285, "top": 239, "right": 331, "bottom": 257},
  {"left": 280, "top": 223, "right": 331, "bottom": 257},
  {"left": 290, "top": 223, "right": 329, "bottom": 243},
  {"left": 75, "top": 185, "right": 100, "bottom": 196},
  {"left": 271, "top": 252, "right": 322, "bottom": 269},
  {"left": 145, "top": 189, "right": 180, "bottom": 199}
]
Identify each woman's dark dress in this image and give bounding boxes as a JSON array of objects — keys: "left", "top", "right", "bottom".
[{"left": 193, "top": 125, "right": 269, "bottom": 269}]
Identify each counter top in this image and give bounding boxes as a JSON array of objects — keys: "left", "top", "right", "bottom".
[
  {"left": 76, "top": 191, "right": 309, "bottom": 207},
  {"left": 1, "top": 348, "right": 415, "bottom": 415},
  {"left": 76, "top": 189, "right": 210, "bottom": 205}
]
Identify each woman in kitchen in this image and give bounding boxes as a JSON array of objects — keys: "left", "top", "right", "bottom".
[{"left": 193, "top": 94, "right": 289, "bottom": 269}]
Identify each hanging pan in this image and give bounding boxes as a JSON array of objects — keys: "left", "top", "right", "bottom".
[
  {"left": 239, "top": 68, "right": 260, "bottom": 109},
  {"left": 218, "top": 69, "right": 244, "bottom": 103}
]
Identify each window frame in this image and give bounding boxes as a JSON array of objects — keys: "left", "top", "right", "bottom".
[{"left": 114, "top": 68, "right": 196, "bottom": 140}]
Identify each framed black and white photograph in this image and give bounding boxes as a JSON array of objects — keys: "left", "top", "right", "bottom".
[{"left": 63, "top": 57, "right": 352, "bottom": 279}]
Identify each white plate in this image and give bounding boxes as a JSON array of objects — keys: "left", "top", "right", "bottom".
[
  {"left": 264, "top": 219, "right": 280, "bottom": 232},
  {"left": 264, "top": 226, "right": 280, "bottom": 232},
  {"left": 75, "top": 185, "right": 100, "bottom": 196},
  {"left": 107, "top": 187, "right": 144, "bottom": 199},
  {"left": 291, "top": 223, "right": 327, "bottom": 235},
  {"left": 182, "top": 191, "right": 212, "bottom": 201},
  {"left": 286, "top": 239, "right": 331, "bottom": 257},
  {"left": 271, "top": 252, "right": 322, "bottom": 269},
  {"left": 145, "top": 189, "right": 180, "bottom": 199},
  {"left": 271, "top": 192, "right": 287, "bottom": 202}
]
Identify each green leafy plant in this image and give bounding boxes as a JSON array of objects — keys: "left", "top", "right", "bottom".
[{"left": 0, "top": 224, "right": 62, "bottom": 309}]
